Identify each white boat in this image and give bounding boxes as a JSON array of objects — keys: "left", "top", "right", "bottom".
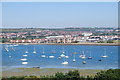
[
  {"left": 82, "top": 61, "right": 86, "bottom": 64},
  {"left": 33, "top": 47, "right": 36, "bottom": 53},
  {"left": 22, "top": 55, "right": 28, "bottom": 57},
  {"left": 49, "top": 56, "right": 55, "bottom": 58},
  {"left": 62, "top": 47, "right": 65, "bottom": 54},
  {"left": 61, "top": 61, "right": 68, "bottom": 65},
  {"left": 73, "top": 59, "right": 76, "bottom": 62},
  {"left": 64, "top": 51, "right": 69, "bottom": 58},
  {"left": 25, "top": 51, "right": 28, "bottom": 53},
  {"left": 60, "top": 54, "right": 65, "bottom": 57},
  {"left": 80, "top": 51, "right": 86, "bottom": 59},
  {"left": 101, "top": 55, "right": 108, "bottom": 58},
  {"left": 25, "top": 47, "right": 29, "bottom": 53},
  {"left": 81, "top": 55, "right": 86, "bottom": 59},
  {"left": 57, "top": 57, "right": 61, "bottom": 59},
  {"left": 101, "top": 49, "right": 108, "bottom": 58},
  {"left": 65, "top": 56, "right": 69, "bottom": 58},
  {"left": 22, "top": 62, "right": 28, "bottom": 64},
  {"left": 41, "top": 47, "right": 46, "bottom": 58},
  {"left": 20, "top": 58, "right": 27, "bottom": 61},
  {"left": 33, "top": 51, "right": 36, "bottom": 54},
  {"left": 73, "top": 54, "right": 76, "bottom": 62},
  {"left": 88, "top": 51, "right": 92, "bottom": 59},
  {"left": 88, "top": 56, "right": 92, "bottom": 59},
  {"left": 41, "top": 55, "right": 46, "bottom": 58}
]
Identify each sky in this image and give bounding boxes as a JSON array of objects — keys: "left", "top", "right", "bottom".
[{"left": 2, "top": 2, "right": 118, "bottom": 28}]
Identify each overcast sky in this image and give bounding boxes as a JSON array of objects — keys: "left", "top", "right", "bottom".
[{"left": 2, "top": 2, "right": 118, "bottom": 28}]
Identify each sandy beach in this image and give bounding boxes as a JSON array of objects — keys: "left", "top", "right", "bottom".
[
  {"left": 2, "top": 68, "right": 103, "bottom": 78},
  {"left": 0, "top": 42, "right": 119, "bottom": 46}
]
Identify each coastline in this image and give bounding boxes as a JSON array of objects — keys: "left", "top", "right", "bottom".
[
  {"left": 2, "top": 68, "right": 103, "bottom": 77},
  {"left": 0, "top": 42, "right": 119, "bottom": 46}
]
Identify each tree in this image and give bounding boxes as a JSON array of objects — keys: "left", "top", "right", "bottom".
[
  {"left": 65, "top": 70, "right": 80, "bottom": 80},
  {"left": 94, "top": 69, "right": 120, "bottom": 80}
]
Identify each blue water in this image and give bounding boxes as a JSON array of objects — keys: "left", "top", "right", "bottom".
[{"left": 1, "top": 44, "right": 118, "bottom": 70}]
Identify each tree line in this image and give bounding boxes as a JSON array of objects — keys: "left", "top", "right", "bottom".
[{"left": 2, "top": 69, "right": 120, "bottom": 80}]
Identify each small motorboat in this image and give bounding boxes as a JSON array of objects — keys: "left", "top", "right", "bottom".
[
  {"left": 41, "top": 55, "right": 46, "bottom": 58},
  {"left": 25, "top": 51, "right": 28, "bottom": 53},
  {"left": 65, "top": 56, "right": 69, "bottom": 58},
  {"left": 22, "top": 62, "right": 28, "bottom": 64},
  {"left": 101, "top": 55, "right": 108, "bottom": 58},
  {"left": 22, "top": 55, "right": 28, "bottom": 57},
  {"left": 20, "top": 58, "right": 27, "bottom": 61},
  {"left": 88, "top": 56, "right": 92, "bottom": 59},
  {"left": 82, "top": 61, "right": 86, "bottom": 64},
  {"left": 61, "top": 61, "right": 68, "bottom": 65},
  {"left": 49, "top": 56, "right": 55, "bottom": 58},
  {"left": 57, "top": 57, "right": 61, "bottom": 59},
  {"left": 98, "top": 59, "right": 102, "bottom": 61}
]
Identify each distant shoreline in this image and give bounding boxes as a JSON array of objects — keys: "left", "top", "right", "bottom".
[{"left": 0, "top": 42, "right": 119, "bottom": 46}]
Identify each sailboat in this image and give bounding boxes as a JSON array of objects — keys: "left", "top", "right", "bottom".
[
  {"left": 22, "top": 54, "right": 28, "bottom": 57},
  {"left": 25, "top": 48, "right": 29, "bottom": 53},
  {"left": 60, "top": 47, "right": 66, "bottom": 58},
  {"left": 62, "top": 47, "right": 65, "bottom": 53},
  {"left": 73, "top": 57, "right": 76, "bottom": 62},
  {"left": 88, "top": 51, "right": 92, "bottom": 59},
  {"left": 61, "top": 49, "right": 68, "bottom": 65},
  {"left": 101, "top": 49, "right": 108, "bottom": 58},
  {"left": 72, "top": 52, "right": 77, "bottom": 62},
  {"left": 64, "top": 51, "right": 69, "bottom": 58},
  {"left": 49, "top": 50, "right": 55, "bottom": 58},
  {"left": 41, "top": 47, "right": 46, "bottom": 58},
  {"left": 33, "top": 47, "right": 36, "bottom": 53},
  {"left": 80, "top": 51, "right": 86, "bottom": 59}
]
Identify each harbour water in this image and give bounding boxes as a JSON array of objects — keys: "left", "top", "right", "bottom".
[{"left": 1, "top": 44, "right": 118, "bottom": 70}]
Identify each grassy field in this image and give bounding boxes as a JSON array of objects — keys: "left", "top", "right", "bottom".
[{"left": 2, "top": 68, "right": 103, "bottom": 78}]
